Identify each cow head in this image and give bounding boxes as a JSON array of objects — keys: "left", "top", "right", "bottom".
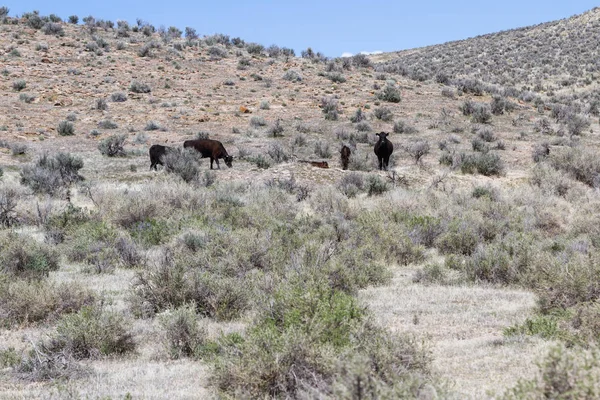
[
  {"left": 376, "top": 132, "right": 389, "bottom": 140},
  {"left": 224, "top": 155, "right": 234, "bottom": 168}
]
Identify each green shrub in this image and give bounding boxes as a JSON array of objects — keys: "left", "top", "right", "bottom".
[
  {"left": 98, "top": 134, "right": 127, "bottom": 157},
  {"left": 159, "top": 304, "right": 207, "bottom": 359},
  {"left": 501, "top": 345, "right": 600, "bottom": 400},
  {"left": 282, "top": 70, "right": 302, "bottom": 82},
  {"left": 12, "top": 79, "right": 26, "bottom": 91},
  {"left": 162, "top": 148, "right": 201, "bottom": 183},
  {"left": 550, "top": 147, "right": 600, "bottom": 187},
  {"left": 97, "top": 119, "right": 117, "bottom": 129},
  {"left": 0, "top": 278, "right": 96, "bottom": 327},
  {"left": 129, "top": 80, "right": 151, "bottom": 93},
  {"left": 57, "top": 120, "right": 75, "bottom": 136},
  {"left": 377, "top": 84, "right": 401, "bottom": 103},
  {"left": 50, "top": 305, "right": 135, "bottom": 359},
  {"left": 374, "top": 106, "right": 393, "bottom": 121},
  {"left": 0, "top": 234, "right": 59, "bottom": 279},
  {"left": 436, "top": 219, "right": 480, "bottom": 255},
  {"left": 367, "top": 174, "right": 388, "bottom": 196},
  {"left": 321, "top": 97, "right": 339, "bottom": 120}
]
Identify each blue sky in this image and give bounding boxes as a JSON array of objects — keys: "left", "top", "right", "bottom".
[{"left": 4, "top": 1, "right": 599, "bottom": 57}]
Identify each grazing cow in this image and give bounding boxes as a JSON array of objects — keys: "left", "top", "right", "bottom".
[
  {"left": 340, "top": 145, "right": 351, "bottom": 170},
  {"left": 183, "top": 139, "right": 233, "bottom": 169},
  {"left": 374, "top": 132, "right": 394, "bottom": 171},
  {"left": 149, "top": 144, "right": 175, "bottom": 170}
]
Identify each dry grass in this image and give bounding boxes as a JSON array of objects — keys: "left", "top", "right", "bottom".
[
  {"left": 360, "top": 265, "right": 554, "bottom": 399},
  {"left": 1, "top": 9, "right": 600, "bottom": 399}
]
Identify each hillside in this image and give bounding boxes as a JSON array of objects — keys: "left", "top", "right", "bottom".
[
  {"left": 374, "top": 7, "right": 600, "bottom": 115},
  {"left": 1, "top": 9, "right": 600, "bottom": 400}
]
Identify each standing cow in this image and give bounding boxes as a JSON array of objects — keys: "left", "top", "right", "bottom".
[
  {"left": 149, "top": 144, "right": 175, "bottom": 170},
  {"left": 340, "top": 145, "right": 351, "bottom": 170},
  {"left": 183, "top": 139, "right": 233, "bottom": 169},
  {"left": 374, "top": 132, "right": 393, "bottom": 171}
]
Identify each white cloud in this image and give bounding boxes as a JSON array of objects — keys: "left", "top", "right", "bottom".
[{"left": 341, "top": 50, "right": 384, "bottom": 58}]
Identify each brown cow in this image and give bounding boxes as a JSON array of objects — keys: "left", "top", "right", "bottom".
[
  {"left": 183, "top": 139, "right": 233, "bottom": 169},
  {"left": 340, "top": 145, "right": 351, "bottom": 170}
]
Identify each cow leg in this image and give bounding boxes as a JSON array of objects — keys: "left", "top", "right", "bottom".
[
  {"left": 378, "top": 157, "right": 383, "bottom": 170},
  {"left": 215, "top": 159, "right": 221, "bottom": 169},
  {"left": 209, "top": 158, "right": 214, "bottom": 170}
]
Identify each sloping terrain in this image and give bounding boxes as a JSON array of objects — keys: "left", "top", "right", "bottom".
[{"left": 0, "top": 9, "right": 599, "bottom": 399}]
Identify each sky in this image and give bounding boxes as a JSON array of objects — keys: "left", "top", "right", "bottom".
[{"left": 3, "top": 1, "right": 599, "bottom": 57}]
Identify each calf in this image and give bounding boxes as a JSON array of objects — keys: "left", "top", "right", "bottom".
[
  {"left": 374, "top": 132, "right": 394, "bottom": 171},
  {"left": 149, "top": 144, "right": 175, "bottom": 170},
  {"left": 340, "top": 145, "right": 351, "bottom": 170},
  {"left": 183, "top": 139, "right": 233, "bottom": 169}
]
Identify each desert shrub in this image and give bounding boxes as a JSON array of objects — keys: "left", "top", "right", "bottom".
[
  {"left": 460, "top": 99, "right": 476, "bottom": 116},
  {"left": 97, "top": 119, "right": 118, "bottom": 129},
  {"left": 366, "top": 175, "right": 388, "bottom": 196},
  {"left": 0, "top": 233, "right": 59, "bottom": 279},
  {"left": 463, "top": 243, "right": 523, "bottom": 284},
  {"left": 477, "top": 127, "right": 496, "bottom": 142},
  {"left": 490, "top": 95, "right": 509, "bottom": 115},
  {"left": 282, "top": 70, "right": 302, "bottom": 82},
  {"left": 374, "top": 106, "right": 393, "bottom": 121},
  {"left": 129, "top": 80, "right": 151, "bottom": 93},
  {"left": 111, "top": 92, "right": 127, "bottom": 102},
  {"left": 471, "top": 104, "right": 492, "bottom": 124},
  {"left": 268, "top": 119, "right": 284, "bottom": 137},
  {"left": 20, "top": 152, "right": 84, "bottom": 195},
  {"left": 549, "top": 148, "right": 600, "bottom": 187},
  {"left": 459, "top": 152, "right": 504, "bottom": 176},
  {"left": 41, "top": 22, "right": 64, "bottom": 36},
  {"left": 377, "top": 84, "right": 401, "bottom": 103},
  {"left": 350, "top": 108, "right": 366, "bottom": 123},
  {"left": 259, "top": 100, "right": 270, "bottom": 110},
  {"left": 413, "top": 262, "right": 450, "bottom": 285},
  {"left": 159, "top": 304, "right": 207, "bottom": 359},
  {"left": 130, "top": 254, "right": 250, "bottom": 320},
  {"left": 267, "top": 143, "right": 289, "bottom": 163},
  {"left": 405, "top": 140, "right": 430, "bottom": 164},
  {"left": 144, "top": 121, "right": 162, "bottom": 131},
  {"left": 68, "top": 15, "right": 78, "bottom": 24},
  {"left": 162, "top": 148, "right": 201, "bottom": 183},
  {"left": 436, "top": 219, "right": 480, "bottom": 255},
  {"left": 208, "top": 46, "right": 227, "bottom": 59},
  {"left": 566, "top": 113, "right": 591, "bottom": 136},
  {"left": 356, "top": 121, "right": 372, "bottom": 132},
  {"left": 16, "top": 341, "right": 85, "bottom": 382},
  {"left": 0, "top": 6, "right": 9, "bottom": 18},
  {"left": 8, "top": 78, "right": 22, "bottom": 89},
  {"left": 314, "top": 140, "right": 331, "bottom": 158},
  {"left": 57, "top": 120, "right": 75, "bottom": 136},
  {"left": 321, "top": 97, "right": 339, "bottom": 121},
  {"left": 249, "top": 116, "right": 267, "bottom": 127},
  {"left": 393, "top": 120, "right": 417, "bottom": 134},
  {"left": 98, "top": 134, "right": 127, "bottom": 157},
  {"left": 471, "top": 138, "right": 489, "bottom": 153},
  {"left": 501, "top": 345, "right": 600, "bottom": 400},
  {"left": 93, "top": 98, "right": 108, "bottom": 111},
  {"left": 248, "top": 154, "right": 271, "bottom": 169},
  {"left": 532, "top": 142, "right": 550, "bottom": 163},
  {"left": 48, "top": 305, "right": 135, "bottom": 359},
  {"left": 0, "top": 279, "right": 95, "bottom": 327},
  {"left": 0, "top": 184, "right": 20, "bottom": 227},
  {"left": 327, "top": 72, "right": 346, "bottom": 83},
  {"left": 352, "top": 53, "right": 372, "bottom": 68},
  {"left": 19, "top": 93, "right": 35, "bottom": 103},
  {"left": 338, "top": 172, "right": 365, "bottom": 198}
]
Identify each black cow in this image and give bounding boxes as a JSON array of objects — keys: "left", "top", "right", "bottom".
[
  {"left": 149, "top": 144, "right": 175, "bottom": 170},
  {"left": 183, "top": 139, "right": 233, "bottom": 169},
  {"left": 374, "top": 132, "right": 394, "bottom": 171},
  {"left": 340, "top": 145, "right": 351, "bottom": 170}
]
